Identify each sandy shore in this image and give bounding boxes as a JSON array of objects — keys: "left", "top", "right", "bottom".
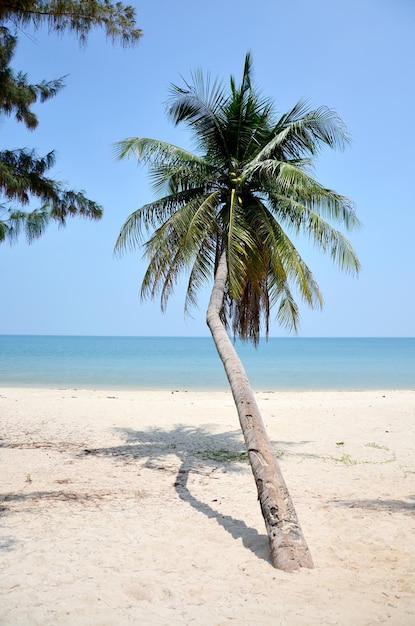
[{"left": 1, "top": 387, "right": 414, "bottom": 625}]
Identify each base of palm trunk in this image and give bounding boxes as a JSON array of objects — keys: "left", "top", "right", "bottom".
[
  {"left": 241, "top": 405, "right": 314, "bottom": 571},
  {"left": 252, "top": 454, "right": 314, "bottom": 571}
]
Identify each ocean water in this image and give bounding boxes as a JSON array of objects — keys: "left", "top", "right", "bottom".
[{"left": 0, "top": 335, "right": 414, "bottom": 391}]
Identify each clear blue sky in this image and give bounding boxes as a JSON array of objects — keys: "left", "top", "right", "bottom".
[{"left": 1, "top": 0, "right": 414, "bottom": 337}]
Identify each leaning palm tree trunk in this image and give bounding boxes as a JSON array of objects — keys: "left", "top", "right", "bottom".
[{"left": 206, "top": 251, "right": 314, "bottom": 572}]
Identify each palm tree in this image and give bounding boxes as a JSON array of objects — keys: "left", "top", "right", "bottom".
[{"left": 113, "top": 53, "right": 360, "bottom": 571}]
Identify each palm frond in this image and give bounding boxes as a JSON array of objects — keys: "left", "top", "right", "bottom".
[
  {"left": 266, "top": 192, "right": 360, "bottom": 275},
  {"left": 184, "top": 236, "right": 216, "bottom": 314},
  {"left": 112, "top": 137, "right": 202, "bottom": 166},
  {"left": 137, "top": 192, "right": 220, "bottom": 310},
  {"left": 249, "top": 159, "right": 360, "bottom": 232},
  {"left": 246, "top": 103, "right": 350, "bottom": 169},
  {"left": 226, "top": 189, "right": 258, "bottom": 298},
  {"left": 249, "top": 200, "right": 323, "bottom": 309},
  {"left": 276, "top": 288, "right": 301, "bottom": 333},
  {"left": 274, "top": 103, "right": 350, "bottom": 155},
  {"left": 114, "top": 189, "right": 208, "bottom": 254},
  {"left": 181, "top": 191, "right": 221, "bottom": 254},
  {"left": 167, "top": 72, "right": 229, "bottom": 162}
]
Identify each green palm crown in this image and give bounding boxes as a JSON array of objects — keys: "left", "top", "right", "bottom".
[{"left": 114, "top": 53, "right": 360, "bottom": 344}]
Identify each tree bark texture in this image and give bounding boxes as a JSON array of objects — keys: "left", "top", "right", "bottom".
[{"left": 206, "top": 250, "right": 314, "bottom": 572}]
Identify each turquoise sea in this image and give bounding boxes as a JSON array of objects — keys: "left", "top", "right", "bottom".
[{"left": 0, "top": 336, "right": 414, "bottom": 391}]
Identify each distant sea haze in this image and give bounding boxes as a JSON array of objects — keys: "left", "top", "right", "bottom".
[{"left": 0, "top": 336, "right": 414, "bottom": 391}]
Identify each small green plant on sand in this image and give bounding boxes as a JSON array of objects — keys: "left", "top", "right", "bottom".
[
  {"left": 194, "top": 448, "right": 285, "bottom": 464},
  {"left": 365, "top": 442, "right": 390, "bottom": 451},
  {"left": 194, "top": 449, "right": 249, "bottom": 463},
  {"left": 324, "top": 441, "right": 396, "bottom": 465},
  {"left": 325, "top": 453, "right": 358, "bottom": 466}
]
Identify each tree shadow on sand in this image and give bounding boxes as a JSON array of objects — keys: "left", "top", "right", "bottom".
[
  {"left": 81, "top": 424, "right": 309, "bottom": 564},
  {"left": 329, "top": 496, "right": 415, "bottom": 514},
  {"left": 0, "top": 504, "right": 18, "bottom": 552}
]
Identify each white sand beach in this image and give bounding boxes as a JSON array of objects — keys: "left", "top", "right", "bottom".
[{"left": 1, "top": 387, "right": 415, "bottom": 625}]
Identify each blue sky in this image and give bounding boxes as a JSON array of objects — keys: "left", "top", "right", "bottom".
[{"left": 1, "top": 0, "right": 414, "bottom": 337}]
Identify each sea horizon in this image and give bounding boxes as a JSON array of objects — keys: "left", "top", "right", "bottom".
[
  {"left": 2, "top": 333, "right": 413, "bottom": 338},
  {"left": 0, "top": 335, "right": 414, "bottom": 391}
]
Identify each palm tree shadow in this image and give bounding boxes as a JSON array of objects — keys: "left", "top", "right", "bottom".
[
  {"left": 84, "top": 424, "right": 272, "bottom": 564},
  {"left": 0, "top": 506, "right": 16, "bottom": 552},
  {"left": 329, "top": 496, "right": 415, "bottom": 513},
  {"left": 173, "top": 458, "right": 271, "bottom": 563}
]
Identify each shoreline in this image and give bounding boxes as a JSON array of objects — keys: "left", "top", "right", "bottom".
[
  {"left": 1, "top": 388, "right": 415, "bottom": 624},
  {"left": 1, "top": 383, "right": 414, "bottom": 392}
]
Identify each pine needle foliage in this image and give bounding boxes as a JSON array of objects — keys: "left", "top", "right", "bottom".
[
  {"left": 114, "top": 53, "right": 360, "bottom": 343},
  {"left": 0, "top": 1, "right": 141, "bottom": 243},
  {"left": 0, "top": 0, "right": 141, "bottom": 47}
]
